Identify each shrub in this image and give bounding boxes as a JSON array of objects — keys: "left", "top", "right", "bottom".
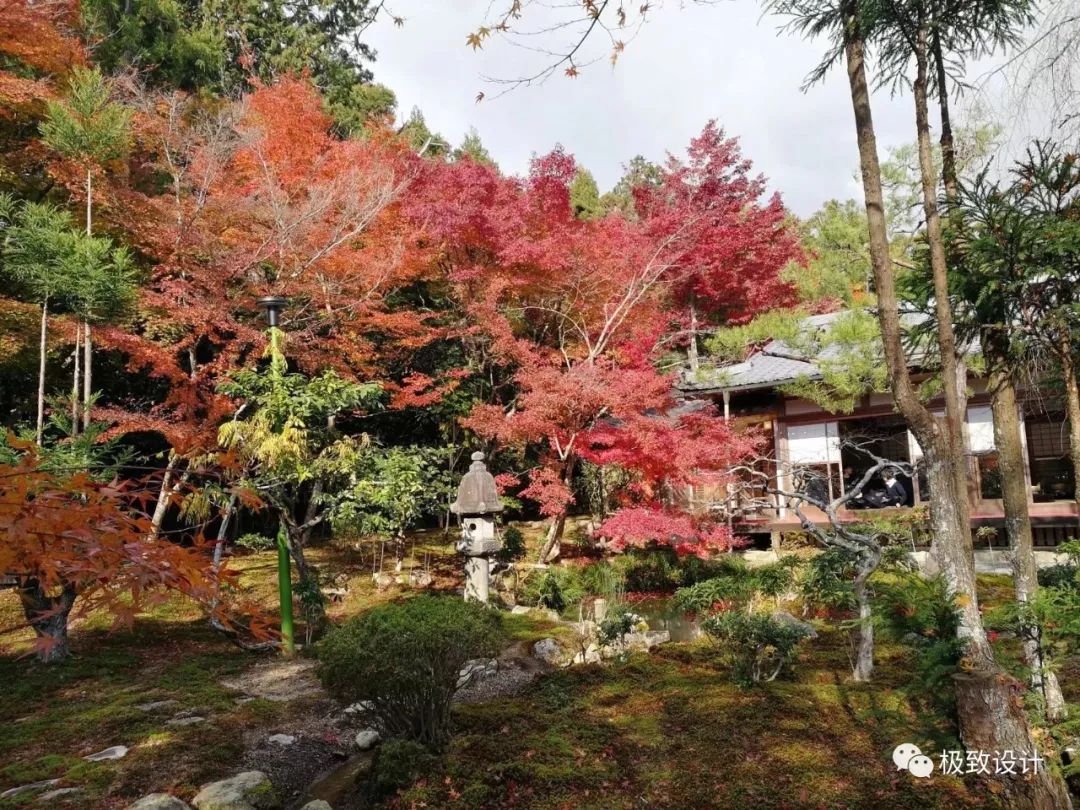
[
  {"left": 317, "top": 596, "right": 503, "bottom": 749},
  {"left": 597, "top": 604, "right": 636, "bottom": 646},
  {"left": 873, "top": 573, "right": 963, "bottom": 704},
  {"left": 701, "top": 610, "right": 812, "bottom": 687},
  {"left": 522, "top": 567, "right": 585, "bottom": 614},
  {"left": 1038, "top": 563, "right": 1079, "bottom": 591},
  {"left": 673, "top": 556, "right": 800, "bottom": 614},
  {"left": 799, "top": 547, "right": 858, "bottom": 615},
  {"left": 235, "top": 532, "right": 275, "bottom": 552},
  {"left": 367, "top": 738, "right": 437, "bottom": 799},
  {"left": 496, "top": 525, "right": 527, "bottom": 563}
]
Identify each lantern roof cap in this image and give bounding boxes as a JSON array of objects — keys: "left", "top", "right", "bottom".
[{"left": 450, "top": 452, "right": 503, "bottom": 516}]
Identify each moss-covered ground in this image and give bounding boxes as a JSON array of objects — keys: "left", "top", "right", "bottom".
[{"left": 1, "top": 533, "right": 1076, "bottom": 810}]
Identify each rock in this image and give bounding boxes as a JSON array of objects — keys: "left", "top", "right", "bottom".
[
  {"left": 532, "top": 638, "right": 565, "bottom": 665},
  {"left": 166, "top": 716, "right": 206, "bottom": 726},
  {"left": 354, "top": 729, "right": 381, "bottom": 750},
  {"left": 128, "top": 794, "right": 192, "bottom": 810},
  {"left": 300, "top": 802, "right": 332, "bottom": 810},
  {"left": 0, "top": 779, "right": 60, "bottom": 799},
  {"left": 39, "top": 787, "right": 83, "bottom": 801},
  {"left": 84, "top": 745, "right": 129, "bottom": 761},
  {"left": 192, "top": 771, "right": 280, "bottom": 810},
  {"left": 343, "top": 701, "right": 374, "bottom": 715},
  {"left": 372, "top": 572, "right": 395, "bottom": 591},
  {"left": 136, "top": 700, "right": 179, "bottom": 712},
  {"left": 457, "top": 657, "right": 499, "bottom": 688},
  {"left": 266, "top": 734, "right": 295, "bottom": 746},
  {"left": 323, "top": 587, "right": 348, "bottom": 603},
  {"left": 510, "top": 605, "right": 532, "bottom": 615},
  {"left": 407, "top": 570, "right": 433, "bottom": 588},
  {"left": 770, "top": 610, "right": 818, "bottom": 640}
]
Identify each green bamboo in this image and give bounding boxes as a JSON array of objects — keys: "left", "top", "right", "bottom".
[{"left": 277, "top": 526, "right": 295, "bottom": 655}]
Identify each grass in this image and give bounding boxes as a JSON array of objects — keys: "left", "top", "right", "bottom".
[{"left": 1, "top": 542, "right": 1076, "bottom": 809}]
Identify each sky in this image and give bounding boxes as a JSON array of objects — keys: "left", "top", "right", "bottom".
[{"left": 363, "top": 1, "right": 1012, "bottom": 218}]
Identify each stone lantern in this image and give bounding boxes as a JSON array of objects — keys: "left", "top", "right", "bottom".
[{"left": 450, "top": 452, "right": 504, "bottom": 603}]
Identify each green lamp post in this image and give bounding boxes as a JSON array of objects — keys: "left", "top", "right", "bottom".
[{"left": 257, "top": 295, "right": 295, "bottom": 656}]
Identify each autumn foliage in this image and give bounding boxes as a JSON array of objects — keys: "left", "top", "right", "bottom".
[{"left": 0, "top": 442, "right": 267, "bottom": 660}]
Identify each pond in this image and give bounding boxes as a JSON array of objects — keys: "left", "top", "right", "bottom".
[{"left": 628, "top": 596, "right": 702, "bottom": 643}]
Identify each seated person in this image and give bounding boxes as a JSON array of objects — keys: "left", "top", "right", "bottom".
[{"left": 880, "top": 469, "right": 909, "bottom": 507}]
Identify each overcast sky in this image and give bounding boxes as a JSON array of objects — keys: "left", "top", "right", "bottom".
[{"left": 365, "top": 2, "right": 1013, "bottom": 218}]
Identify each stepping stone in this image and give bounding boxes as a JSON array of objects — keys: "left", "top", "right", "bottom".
[
  {"left": 39, "top": 787, "right": 83, "bottom": 801},
  {"left": 0, "top": 779, "right": 60, "bottom": 799},
  {"left": 84, "top": 745, "right": 129, "bottom": 762},
  {"left": 128, "top": 794, "right": 192, "bottom": 810},
  {"left": 192, "top": 771, "right": 278, "bottom": 809},
  {"left": 166, "top": 716, "right": 206, "bottom": 727},
  {"left": 267, "top": 734, "right": 295, "bottom": 746},
  {"left": 136, "top": 700, "right": 179, "bottom": 712}
]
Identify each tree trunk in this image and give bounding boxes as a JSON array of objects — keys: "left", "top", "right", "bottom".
[
  {"left": 19, "top": 580, "right": 77, "bottom": 663},
  {"left": 990, "top": 367, "right": 1068, "bottom": 722},
  {"left": 149, "top": 454, "right": 179, "bottom": 540},
  {"left": 932, "top": 32, "right": 959, "bottom": 207},
  {"left": 213, "top": 494, "right": 238, "bottom": 571},
  {"left": 913, "top": 27, "right": 972, "bottom": 559},
  {"left": 1060, "top": 343, "right": 1080, "bottom": 509},
  {"left": 82, "top": 321, "right": 91, "bottom": 432},
  {"left": 852, "top": 550, "right": 879, "bottom": 682},
  {"left": 36, "top": 298, "right": 48, "bottom": 446},
  {"left": 71, "top": 326, "right": 80, "bottom": 434},
  {"left": 538, "top": 455, "right": 577, "bottom": 563},
  {"left": 842, "top": 14, "right": 1071, "bottom": 806},
  {"left": 688, "top": 302, "right": 700, "bottom": 375}
]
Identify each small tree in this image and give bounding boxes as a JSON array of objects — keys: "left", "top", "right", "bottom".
[
  {"left": 218, "top": 329, "right": 382, "bottom": 581},
  {"left": 318, "top": 596, "right": 503, "bottom": 749},
  {"left": 0, "top": 197, "right": 134, "bottom": 444},
  {"left": 0, "top": 440, "right": 260, "bottom": 662},
  {"left": 39, "top": 67, "right": 132, "bottom": 433}
]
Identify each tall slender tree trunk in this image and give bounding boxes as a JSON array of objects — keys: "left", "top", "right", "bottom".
[
  {"left": 19, "top": 580, "right": 77, "bottom": 663},
  {"left": 842, "top": 12, "right": 1070, "bottom": 807},
  {"left": 913, "top": 27, "right": 972, "bottom": 558},
  {"left": 688, "top": 302, "right": 700, "bottom": 375},
  {"left": 990, "top": 366, "right": 1068, "bottom": 722},
  {"left": 82, "top": 321, "right": 92, "bottom": 432},
  {"left": 1060, "top": 341, "right": 1080, "bottom": 509},
  {"left": 82, "top": 170, "right": 93, "bottom": 433},
  {"left": 71, "top": 326, "right": 80, "bottom": 435},
  {"left": 36, "top": 298, "right": 48, "bottom": 445}
]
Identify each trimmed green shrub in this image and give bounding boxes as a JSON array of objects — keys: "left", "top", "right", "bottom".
[
  {"left": 317, "top": 596, "right": 503, "bottom": 749},
  {"left": 496, "top": 525, "right": 527, "bottom": 563},
  {"left": 367, "top": 738, "right": 437, "bottom": 799},
  {"left": 702, "top": 610, "right": 812, "bottom": 687},
  {"left": 235, "top": 532, "right": 275, "bottom": 552}
]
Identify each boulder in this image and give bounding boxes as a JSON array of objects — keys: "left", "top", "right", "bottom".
[
  {"left": 372, "top": 572, "right": 395, "bottom": 591},
  {"left": 354, "top": 729, "right": 380, "bottom": 750},
  {"left": 128, "top": 794, "right": 192, "bottom": 810},
  {"left": 343, "top": 701, "right": 374, "bottom": 716},
  {"left": 510, "top": 605, "right": 532, "bottom": 615},
  {"left": 192, "top": 771, "right": 280, "bottom": 810},
  {"left": 300, "top": 803, "right": 332, "bottom": 810},
  {"left": 532, "top": 638, "right": 566, "bottom": 666},
  {"left": 407, "top": 570, "right": 433, "bottom": 588},
  {"left": 84, "top": 745, "right": 129, "bottom": 761},
  {"left": 266, "top": 734, "right": 295, "bottom": 746},
  {"left": 770, "top": 611, "right": 818, "bottom": 640}
]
